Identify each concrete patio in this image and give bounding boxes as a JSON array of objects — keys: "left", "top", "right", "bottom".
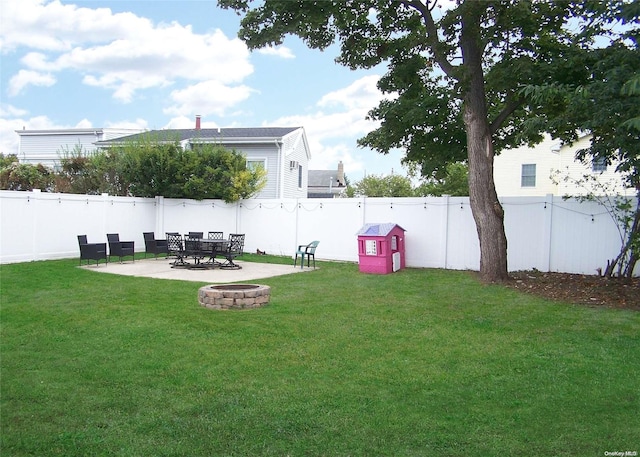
[{"left": 80, "top": 257, "right": 313, "bottom": 283}]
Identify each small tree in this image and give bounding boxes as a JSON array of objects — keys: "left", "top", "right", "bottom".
[
  {"left": 0, "top": 154, "right": 54, "bottom": 191},
  {"left": 552, "top": 169, "right": 639, "bottom": 278},
  {"left": 348, "top": 173, "right": 415, "bottom": 197},
  {"left": 56, "top": 144, "right": 106, "bottom": 194},
  {"left": 415, "top": 162, "right": 469, "bottom": 197}
]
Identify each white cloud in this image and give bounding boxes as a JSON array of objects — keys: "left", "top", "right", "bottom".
[
  {"left": 1, "top": 0, "right": 253, "bottom": 103},
  {"left": 318, "top": 75, "right": 385, "bottom": 110},
  {"left": 257, "top": 45, "right": 295, "bottom": 59},
  {"left": 164, "top": 80, "right": 255, "bottom": 117},
  {"left": 104, "top": 118, "right": 150, "bottom": 130},
  {"left": 268, "top": 75, "right": 402, "bottom": 177},
  {"left": 8, "top": 70, "right": 56, "bottom": 96},
  {"left": 0, "top": 104, "right": 28, "bottom": 117}
]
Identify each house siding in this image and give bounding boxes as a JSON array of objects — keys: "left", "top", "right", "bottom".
[
  {"left": 282, "top": 129, "right": 309, "bottom": 199},
  {"left": 233, "top": 144, "right": 281, "bottom": 199},
  {"left": 494, "top": 134, "right": 633, "bottom": 197},
  {"left": 17, "top": 129, "right": 143, "bottom": 169}
]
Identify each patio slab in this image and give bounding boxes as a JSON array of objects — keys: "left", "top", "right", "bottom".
[{"left": 80, "top": 258, "right": 312, "bottom": 283}]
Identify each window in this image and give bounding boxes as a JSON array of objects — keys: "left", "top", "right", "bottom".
[
  {"left": 521, "top": 164, "right": 536, "bottom": 187},
  {"left": 592, "top": 157, "right": 607, "bottom": 172},
  {"left": 297, "top": 164, "right": 303, "bottom": 189},
  {"left": 246, "top": 159, "right": 266, "bottom": 171}
]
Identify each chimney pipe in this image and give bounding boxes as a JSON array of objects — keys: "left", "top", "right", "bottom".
[
  {"left": 195, "top": 115, "right": 201, "bottom": 130},
  {"left": 337, "top": 161, "right": 345, "bottom": 186}
]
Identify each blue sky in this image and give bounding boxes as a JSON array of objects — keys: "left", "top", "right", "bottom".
[{"left": 0, "top": 0, "right": 408, "bottom": 181}]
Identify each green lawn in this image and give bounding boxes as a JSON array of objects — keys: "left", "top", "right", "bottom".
[{"left": 1, "top": 257, "right": 638, "bottom": 456}]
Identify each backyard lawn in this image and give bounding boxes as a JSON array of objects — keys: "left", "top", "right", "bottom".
[{"left": 1, "top": 257, "right": 638, "bottom": 456}]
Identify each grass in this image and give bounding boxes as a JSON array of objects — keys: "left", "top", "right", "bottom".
[{"left": 1, "top": 255, "right": 639, "bottom": 456}]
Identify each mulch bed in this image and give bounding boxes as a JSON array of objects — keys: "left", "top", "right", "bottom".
[{"left": 506, "top": 270, "right": 640, "bottom": 311}]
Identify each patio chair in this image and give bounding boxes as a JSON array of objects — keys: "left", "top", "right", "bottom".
[
  {"left": 184, "top": 235, "right": 206, "bottom": 269},
  {"left": 167, "top": 233, "right": 189, "bottom": 267},
  {"left": 77, "top": 235, "right": 108, "bottom": 266},
  {"left": 106, "top": 233, "right": 135, "bottom": 263},
  {"left": 219, "top": 233, "right": 245, "bottom": 269},
  {"left": 143, "top": 232, "right": 168, "bottom": 259},
  {"left": 204, "top": 232, "right": 225, "bottom": 265},
  {"left": 294, "top": 240, "right": 320, "bottom": 269},
  {"left": 208, "top": 231, "right": 224, "bottom": 240},
  {"left": 188, "top": 231, "right": 203, "bottom": 239}
]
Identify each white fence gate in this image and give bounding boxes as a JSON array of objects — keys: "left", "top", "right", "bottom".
[{"left": 1, "top": 190, "right": 636, "bottom": 276}]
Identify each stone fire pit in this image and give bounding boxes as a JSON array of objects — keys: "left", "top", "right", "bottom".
[{"left": 198, "top": 284, "right": 271, "bottom": 310}]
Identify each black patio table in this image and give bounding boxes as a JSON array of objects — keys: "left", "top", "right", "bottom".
[{"left": 178, "top": 236, "right": 229, "bottom": 269}]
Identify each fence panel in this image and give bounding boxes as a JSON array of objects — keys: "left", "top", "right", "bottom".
[{"left": 0, "top": 190, "right": 636, "bottom": 276}]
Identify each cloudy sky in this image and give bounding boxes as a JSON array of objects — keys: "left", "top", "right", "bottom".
[{"left": 0, "top": 0, "right": 408, "bottom": 180}]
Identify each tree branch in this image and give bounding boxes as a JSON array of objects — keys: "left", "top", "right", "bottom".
[
  {"left": 489, "top": 96, "right": 523, "bottom": 134},
  {"left": 400, "top": 0, "right": 457, "bottom": 77}
]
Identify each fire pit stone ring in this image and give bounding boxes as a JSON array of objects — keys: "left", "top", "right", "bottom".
[{"left": 198, "top": 284, "right": 271, "bottom": 310}]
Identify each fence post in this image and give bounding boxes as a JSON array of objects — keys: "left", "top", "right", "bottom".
[
  {"left": 443, "top": 194, "right": 450, "bottom": 269},
  {"left": 155, "top": 196, "right": 164, "bottom": 236},
  {"left": 30, "top": 189, "right": 41, "bottom": 261},
  {"left": 542, "top": 194, "right": 554, "bottom": 272}
]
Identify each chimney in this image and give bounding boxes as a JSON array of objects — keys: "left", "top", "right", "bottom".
[
  {"left": 195, "top": 115, "right": 201, "bottom": 130},
  {"left": 337, "top": 161, "right": 345, "bottom": 186}
]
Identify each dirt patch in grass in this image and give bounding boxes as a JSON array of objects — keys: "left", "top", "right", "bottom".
[{"left": 506, "top": 270, "right": 640, "bottom": 311}]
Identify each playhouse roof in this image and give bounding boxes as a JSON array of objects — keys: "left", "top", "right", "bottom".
[{"left": 356, "top": 223, "right": 406, "bottom": 236}]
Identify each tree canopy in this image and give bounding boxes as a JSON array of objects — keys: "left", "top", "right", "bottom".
[{"left": 220, "top": 0, "right": 638, "bottom": 281}]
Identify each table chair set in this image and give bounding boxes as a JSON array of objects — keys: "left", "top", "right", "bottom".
[{"left": 165, "top": 232, "right": 245, "bottom": 270}]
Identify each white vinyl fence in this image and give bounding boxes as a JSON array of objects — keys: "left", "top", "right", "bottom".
[{"left": 1, "top": 189, "right": 637, "bottom": 276}]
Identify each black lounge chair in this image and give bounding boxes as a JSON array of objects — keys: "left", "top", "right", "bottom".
[
  {"left": 77, "top": 235, "right": 108, "bottom": 266},
  {"left": 106, "top": 233, "right": 135, "bottom": 263},
  {"left": 143, "top": 232, "right": 168, "bottom": 258}
]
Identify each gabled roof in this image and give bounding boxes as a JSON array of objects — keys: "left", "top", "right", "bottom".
[
  {"left": 97, "top": 127, "right": 301, "bottom": 145},
  {"left": 356, "top": 223, "right": 406, "bottom": 236}
]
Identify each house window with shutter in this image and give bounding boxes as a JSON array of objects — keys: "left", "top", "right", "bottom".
[
  {"left": 298, "top": 164, "right": 303, "bottom": 189},
  {"left": 521, "top": 164, "right": 536, "bottom": 187}
]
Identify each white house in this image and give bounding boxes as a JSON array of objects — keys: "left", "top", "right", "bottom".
[
  {"left": 15, "top": 127, "right": 144, "bottom": 169},
  {"left": 97, "top": 122, "right": 312, "bottom": 199},
  {"left": 493, "top": 134, "right": 634, "bottom": 197}
]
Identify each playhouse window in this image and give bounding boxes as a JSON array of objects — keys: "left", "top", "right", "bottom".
[{"left": 365, "top": 240, "right": 377, "bottom": 255}]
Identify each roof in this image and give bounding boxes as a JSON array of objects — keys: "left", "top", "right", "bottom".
[
  {"left": 356, "top": 223, "right": 406, "bottom": 236},
  {"left": 97, "top": 127, "right": 302, "bottom": 145},
  {"left": 308, "top": 170, "right": 338, "bottom": 187}
]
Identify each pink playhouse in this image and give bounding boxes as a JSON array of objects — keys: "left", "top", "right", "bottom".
[{"left": 356, "top": 223, "right": 406, "bottom": 274}]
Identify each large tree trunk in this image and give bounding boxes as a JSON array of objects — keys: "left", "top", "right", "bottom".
[{"left": 460, "top": 4, "right": 509, "bottom": 282}]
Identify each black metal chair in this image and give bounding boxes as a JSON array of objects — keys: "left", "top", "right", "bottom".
[
  {"left": 143, "top": 232, "right": 168, "bottom": 258},
  {"left": 106, "top": 233, "right": 135, "bottom": 263},
  {"left": 188, "top": 231, "right": 203, "bottom": 239},
  {"left": 219, "top": 233, "right": 245, "bottom": 269},
  {"left": 203, "top": 232, "right": 224, "bottom": 265},
  {"left": 166, "top": 233, "right": 188, "bottom": 267},
  {"left": 184, "top": 235, "right": 206, "bottom": 268},
  {"left": 77, "top": 235, "right": 108, "bottom": 266},
  {"left": 294, "top": 240, "right": 320, "bottom": 269},
  {"left": 208, "top": 231, "right": 224, "bottom": 240}
]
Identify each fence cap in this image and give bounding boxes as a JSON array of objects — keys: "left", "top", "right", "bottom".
[{"left": 356, "top": 223, "right": 406, "bottom": 236}]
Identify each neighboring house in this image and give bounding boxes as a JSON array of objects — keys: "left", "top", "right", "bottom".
[
  {"left": 15, "top": 128, "right": 144, "bottom": 169},
  {"left": 308, "top": 161, "right": 346, "bottom": 198},
  {"left": 493, "top": 133, "right": 634, "bottom": 197},
  {"left": 97, "top": 119, "right": 311, "bottom": 199}
]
